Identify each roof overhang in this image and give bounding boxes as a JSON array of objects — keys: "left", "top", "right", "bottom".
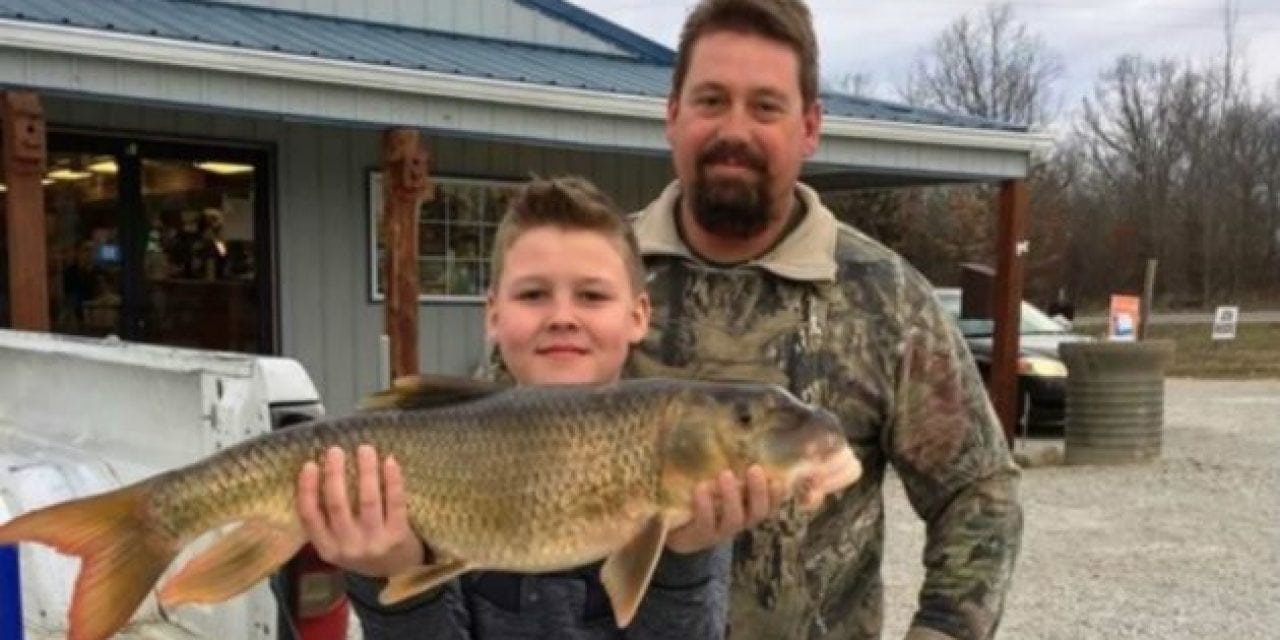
[{"left": 0, "top": 18, "right": 1052, "bottom": 182}]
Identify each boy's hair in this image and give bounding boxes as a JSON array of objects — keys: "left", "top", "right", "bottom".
[
  {"left": 672, "top": 0, "right": 819, "bottom": 108},
  {"left": 489, "top": 176, "right": 646, "bottom": 293}
]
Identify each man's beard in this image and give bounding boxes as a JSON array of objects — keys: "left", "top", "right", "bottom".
[{"left": 690, "top": 140, "right": 773, "bottom": 240}]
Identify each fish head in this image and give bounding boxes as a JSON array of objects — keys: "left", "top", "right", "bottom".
[{"left": 662, "top": 383, "right": 862, "bottom": 511}]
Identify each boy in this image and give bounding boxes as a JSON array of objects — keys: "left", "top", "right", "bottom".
[{"left": 297, "top": 176, "right": 773, "bottom": 638}]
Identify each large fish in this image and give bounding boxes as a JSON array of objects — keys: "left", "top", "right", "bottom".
[{"left": 0, "top": 376, "right": 861, "bottom": 640}]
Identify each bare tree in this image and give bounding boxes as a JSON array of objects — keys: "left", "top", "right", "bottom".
[
  {"left": 901, "top": 2, "right": 1062, "bottom": 127},
  {"left": 1070, "top": 45, "right": 1279, "bottom": 307},
  {"left": 825, "top": 72, "right": 878, "bottom": 98}
]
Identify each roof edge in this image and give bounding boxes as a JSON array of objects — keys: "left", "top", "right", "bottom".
[
  {"left": 0, "top": 19, "right": 1046, "bottom": 154},
  {"left": 515, "top": 0, "right": 675, "bottom": 64},
  {"left": 820, "top": 90, "right": 1029, "bottom": 133}
]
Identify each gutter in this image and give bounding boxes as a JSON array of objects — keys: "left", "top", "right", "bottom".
[{"left": 0, "top": 19, "right": 1050, "bottom": 154}]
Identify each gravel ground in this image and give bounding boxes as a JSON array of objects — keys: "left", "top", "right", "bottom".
[{"left": 881, "top": 378, "right": 1280, "bottom": 639}]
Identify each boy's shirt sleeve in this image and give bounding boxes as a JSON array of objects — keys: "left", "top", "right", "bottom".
[
  {"left": 626, "top": 544, "right": 730, "bottom": 640},
  {"left": 346, "top": 573, "right": 472, "bottom": 640},
  {"left": 886, "top": 278, "right": 1023, "bottom": 640}
]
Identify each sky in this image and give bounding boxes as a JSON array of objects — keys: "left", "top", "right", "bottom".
[{"left": 569, "top": 0, "right": 1280, "bottom": 129}]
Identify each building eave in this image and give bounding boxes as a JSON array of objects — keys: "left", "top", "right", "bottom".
[{"left": 0, "top": 18, "right": 1050, "bottom": 155}]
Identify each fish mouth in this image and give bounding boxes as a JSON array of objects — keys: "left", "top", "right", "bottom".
[
  {"left": 806, "top": 445, "right": 861, "bottom": 497},
  {"left": 792, "top": 431, "right": 862, "bottom": 511}
]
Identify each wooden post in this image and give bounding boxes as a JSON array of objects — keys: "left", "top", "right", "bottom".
[
  {"left": 381, "top": 129, "right": 431, "bottom": 380},
  {"left": 991, "top": 180, "right": 1029, "bottom": 445},
  {"left": 2, "top": 91, "right": 50, "bottom": 331},
  {"left": 1139, "top": 259, "right": 1158, "bottom": 340}
]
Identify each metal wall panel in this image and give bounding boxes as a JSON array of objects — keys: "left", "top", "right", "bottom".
[{"left": 210, "top": 0, "right": 627, "bottom": 55}]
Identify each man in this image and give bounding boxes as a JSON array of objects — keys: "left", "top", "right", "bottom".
[{"left": 623, "top": 1, "right": 1022, "bottom": 638}]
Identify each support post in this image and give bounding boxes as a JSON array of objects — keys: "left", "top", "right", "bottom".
[
  {"left": 2, "top": 91, "right": 49, "bottom": 331},
  {"left": 380, "top": 129, "right": 431, "bottom": 380},
  {"left": 1139, "top": 259, "right": 1158, "bottom": 340},
  {"left": 991, "top": 179, "right": 1029, "bottom": 445}
]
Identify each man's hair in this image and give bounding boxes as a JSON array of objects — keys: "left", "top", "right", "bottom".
[
  {"left": 672, "top": 0, "right": 819, "bottom": 107},
  {"left": 489, "top": 176, "right": 645, "bottom": 293}
]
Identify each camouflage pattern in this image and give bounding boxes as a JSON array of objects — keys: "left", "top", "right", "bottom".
[{"left": 625, "top": 187, "right": 1022, "bottom": 639}]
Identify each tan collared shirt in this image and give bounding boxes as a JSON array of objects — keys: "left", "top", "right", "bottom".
[{"left": 631, "top": 181, "right": 840, "bottom": 282}]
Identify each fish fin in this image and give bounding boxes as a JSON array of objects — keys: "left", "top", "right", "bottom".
[
  {"left": 158, "top": 518, "right": 305, "bottom": 608},
  {"left": 0, "top": 481, "right": 177, "bottom": 640},
  {"left": 600, "top": 514, "right": 669, "bottom": 628},
  {"left": 378, "top": 558, "right": 471, "bottom": 605},
  {"left": 359, "top": 374, "right": 508, "bottom": 411}
]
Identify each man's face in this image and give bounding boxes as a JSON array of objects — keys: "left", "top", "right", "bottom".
[{"left": 666, "top": 30, "right": 821, "bottom": 239}]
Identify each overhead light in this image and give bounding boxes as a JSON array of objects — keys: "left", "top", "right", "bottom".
[
  {"left": 42, "top": 178, "right": 55, "bottom": 186},
  {"left": 88, "top": 158, "right": 118, "bottom": 174},
  {"left": 0, "top": 184, "right": 6, "bottom": 193},
  {"left": 47, "top": 168, "right": 93, "bottom": 181},
  {"left": 195, "top": 161, "right": 254, "bottom": 175}
]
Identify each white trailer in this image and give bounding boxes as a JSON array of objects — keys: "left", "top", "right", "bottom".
[{"left": 0, "top": 329, "right": 352, "bottom": 640}]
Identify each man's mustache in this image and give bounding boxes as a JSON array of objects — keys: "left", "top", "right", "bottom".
[{"left": 696, "top": 140, "right": 767, "bottom": 174}]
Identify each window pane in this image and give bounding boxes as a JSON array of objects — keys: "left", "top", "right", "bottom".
[
  {"left": 143, "top": 156, "right": 261, "bottom": 353},
  {"left": 419, "top": 258, "right": 447, "bottom": 293},
  {"left": 44, "top": 151, "right": 123, "bottom": 338},
  {"left": 372, "top": 175, "right": 510, "bottom": 300}
]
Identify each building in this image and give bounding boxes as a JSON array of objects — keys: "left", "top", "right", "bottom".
[{"left": 0, "top": 0, "right": 1044, "bottom": 413}]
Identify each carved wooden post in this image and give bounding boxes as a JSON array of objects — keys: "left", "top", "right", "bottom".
[
  {"left": 381, "top": 129, "right": 431, "bottom": 379},
  {"left": 2, "top": 91, "right": 50, "bottom": 331}
]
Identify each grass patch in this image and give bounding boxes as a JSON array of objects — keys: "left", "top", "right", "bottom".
[{"left": 1142, "top": 323, "right": 1280, "bottom": 379}]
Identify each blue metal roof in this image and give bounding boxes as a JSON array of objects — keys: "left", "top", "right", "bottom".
[
  {"left": 0, "top": 0, "right": 1024, "bottom": 132},
  {"left": 516, "top": 0, "right": 674, "bottom": 65},
  {"left": 818, "top": 92, "right": 1026, "bottom": 130}
]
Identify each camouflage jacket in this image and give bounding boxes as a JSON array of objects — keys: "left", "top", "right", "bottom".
[{"left": 626, "top": 182, "right": 1022, "bottom": 640}]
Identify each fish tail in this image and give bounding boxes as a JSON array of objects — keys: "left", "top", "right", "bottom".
[{"left": 0, "top": 481, "right": 178, "bottom": 640}]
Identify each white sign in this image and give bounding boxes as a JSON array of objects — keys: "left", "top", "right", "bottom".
[{"left": 1212, "top": 305, "right": 1239, "bottom": 341}]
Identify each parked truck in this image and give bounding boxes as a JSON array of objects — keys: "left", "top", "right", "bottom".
[{"left": 0, "top": 329, "right": 353, "bottom": 639}]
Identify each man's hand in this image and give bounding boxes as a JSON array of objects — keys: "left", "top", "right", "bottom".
[
  {"left": 665, "top": 465, "right": 789, "bottom": 554},
  {"left": 296, "top": 445, "right": 426, "bottom": 577}
]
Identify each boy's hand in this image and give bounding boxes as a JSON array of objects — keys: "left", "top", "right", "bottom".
[
  {"left": 297, "top": 445, "right": 426, "bottom": 577},
  {"left": 665, "top": 465, "right": 789, "bottom": 554}
]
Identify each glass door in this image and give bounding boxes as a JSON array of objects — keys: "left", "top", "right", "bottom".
[
  {"left": 136, "top": 143, "right": 268, "bottom": 353},
  {"left": 4, "top": 131, "right": 274, "bottom": 353},
  {"left": 40, "top": 141, "right": 126, "bottom": 338}
]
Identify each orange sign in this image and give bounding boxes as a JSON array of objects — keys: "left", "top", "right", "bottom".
[{"left": 1108, "top": 294, "right": 1141, "bottom": 341}]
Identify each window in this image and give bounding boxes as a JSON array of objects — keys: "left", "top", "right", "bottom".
[
  {"left": 368, "top": 173, "right": 515, "bottom": 302},
  {"left": 0, "top": 131, "right": 271, "bottom": 353}
]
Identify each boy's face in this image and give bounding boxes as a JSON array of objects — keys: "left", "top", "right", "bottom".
[{"left": 487, "top": 227, "right": 650, "bottom": 386}]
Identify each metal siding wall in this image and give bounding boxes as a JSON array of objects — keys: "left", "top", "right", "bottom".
[
  {"left": 205, "top": 0, "right": 627, "bottom": 55},
  {"left": 349, "top": 133, "right": 385, "bottom": 406},
  {"left": 317, "top": 128, "right": 359, "bottom": 411},
  {"left": 281, "top": 124, "right": 330, "bottom": 395}
]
